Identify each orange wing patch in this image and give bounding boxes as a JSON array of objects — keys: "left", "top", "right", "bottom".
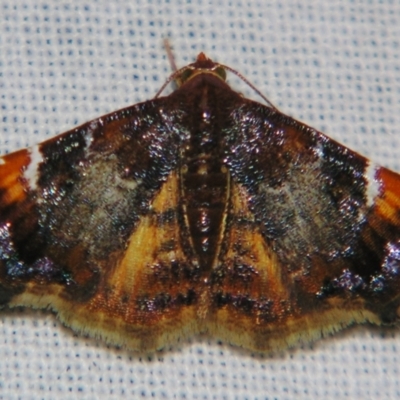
[
  {"left": 375, "top": 167, "right": 400, "bottom": 224},
  {"left": 0, "top": 149, "right": 31, "bottom": 206},
  {"left": 2, "top": 53, "right": 400, "bottom": 354},
  {"left": 10, "top": 172, "right": 202, "bottom": 351},
  {"left": 207, "top": 180, "right": 380, "bottom": 352}
]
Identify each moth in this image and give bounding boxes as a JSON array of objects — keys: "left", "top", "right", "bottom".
[{"left": 0, "top": 53, "right": 400, "bottom": 353}]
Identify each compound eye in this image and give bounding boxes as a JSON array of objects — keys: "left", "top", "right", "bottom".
[
  {"left": 179, "top": 69, "right": 194, "bottom": 84},
  {"left": 214, "top": 66, "right": 227, "bottom": 81}
]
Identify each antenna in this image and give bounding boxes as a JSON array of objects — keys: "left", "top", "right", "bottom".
[
  {"left": 156, "top": 43, "right": 279, "bottom": 111},
  {"left": 220, "top": 63, "right": 278, "bottom": 111},
  {"left": 163, "top": 39, "right": 179, "bottom": 74}
]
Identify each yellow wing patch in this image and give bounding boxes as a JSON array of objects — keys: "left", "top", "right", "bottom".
[{"left": 9, "top": 172, "right": 203, "bottom": 351}]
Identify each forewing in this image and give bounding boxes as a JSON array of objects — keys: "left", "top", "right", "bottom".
[
  {"left": 208, "top": 101, "right": 400, "bottom": 352},
  {"left": 0, "top": 100, "right": 201, "bottom": 351}
]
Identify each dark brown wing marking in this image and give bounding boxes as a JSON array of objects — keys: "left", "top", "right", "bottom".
[
  {"left": 55, "top": 171, "right": 203, "bottom": 350},
  {"left": 0, "top": 100, "right": 206, "bottom": 350},
  {"left": 1, "top": 52, "right": 400, "bottom": 353},
  {"left": 208, "top": 102, "right": 400, "bottom": 351}
]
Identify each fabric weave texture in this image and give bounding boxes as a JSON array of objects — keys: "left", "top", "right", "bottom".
[{"left": 0, "top": 1, "right": 400, "bottom": 399}]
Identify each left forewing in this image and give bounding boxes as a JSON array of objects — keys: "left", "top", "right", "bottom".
[{"left": 0, "top": 101, "right": 201, "bottom": 351}]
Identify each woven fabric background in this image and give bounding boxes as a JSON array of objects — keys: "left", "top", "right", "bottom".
[{"left": 1, "top": 1, "right": 400, "bottom": 399}]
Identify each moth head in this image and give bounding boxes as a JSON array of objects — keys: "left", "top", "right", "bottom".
[
  {"left": 180, "top": 52, "right": 227, "bottom": 84},
  {"left": 155, "top": 52, "right": 277, "bottom": 110},
  {"left": 154, "top": 52, "right": 227, "bottom": 98}
]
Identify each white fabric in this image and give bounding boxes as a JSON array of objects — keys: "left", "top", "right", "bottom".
[{"left": 1, "top": 1, "right": 400, "bottom": 398}]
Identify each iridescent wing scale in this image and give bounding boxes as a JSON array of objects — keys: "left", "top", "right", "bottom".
[
  {"left": 1, "top": 53, "right": 400, "bottom": 353},
  {"left": 208, "top": 102, "right": 400, "bottom": 351},
  {"left": 0, "top": 100, "right": 203, "bottom": 351}
]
